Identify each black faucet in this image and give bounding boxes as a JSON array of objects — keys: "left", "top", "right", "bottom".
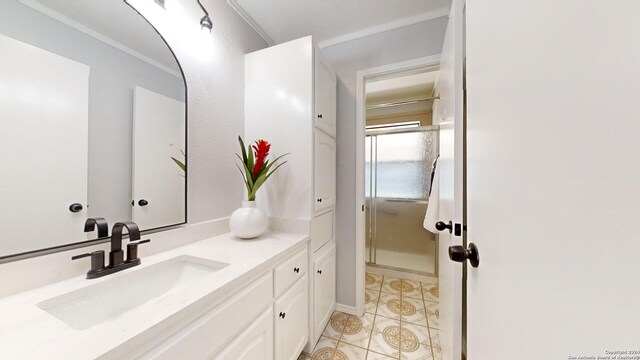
[
  {"left": 73, "top": 221, "right": 150, "bottom": 279},
  {"left": 84, "top": 217, "right": 109, "bottom": 238}
]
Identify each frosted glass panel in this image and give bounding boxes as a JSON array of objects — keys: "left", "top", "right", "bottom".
[
  {"left": 375, "top": 132, "right": 436, "bottom": 199},
  {"left": 365, "top": 128, "right": 439, "bottom": 274}
]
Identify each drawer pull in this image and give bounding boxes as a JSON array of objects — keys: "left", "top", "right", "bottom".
[
  {"left": 293, "top": 267, "right": 300, "bottom": 273},
  {"left": 317, "top": 270, "right": 322, "bottom": 275},
  {"left": 279, "top": 312, "right": 286, "bottom": 319}
]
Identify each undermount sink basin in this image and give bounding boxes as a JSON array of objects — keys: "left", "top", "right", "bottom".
[{"left": 37, "top": 255, "right": 228, "bottom": 330}]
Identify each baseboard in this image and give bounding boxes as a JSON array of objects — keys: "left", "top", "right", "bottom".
[{"left": 335, "top": 303, "right": 358, "bottom": 316}]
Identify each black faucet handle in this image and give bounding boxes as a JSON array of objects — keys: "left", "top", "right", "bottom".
[
  {"left": 72, "top": 250, "right": 106, "bottom": 274},
  {"left": 126, "top": 239, "right": 151, "bottom": 263}
]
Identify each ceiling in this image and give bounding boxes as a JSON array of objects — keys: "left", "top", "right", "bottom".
[
  {"left": 22, "top": 0, "right": 180, "bottom": 74},
  {"left": 227, "top": 0, "right": 451, "bottom": 46}
]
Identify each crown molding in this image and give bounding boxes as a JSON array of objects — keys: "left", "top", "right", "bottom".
[
  {"left": 226, "top": 0, "right": 275, "bottom": 46},
  {"left": 318, "top": 7, "right": 450, "bottom": 49}
]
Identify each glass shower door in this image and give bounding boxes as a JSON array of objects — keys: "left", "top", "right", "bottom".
[{"left": 366, "top": 128, "right": 438, "bottom": 275}]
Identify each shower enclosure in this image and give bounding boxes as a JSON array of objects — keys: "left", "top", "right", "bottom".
[{"left": 365, "top": 126, "right": 439, "bottom": 275}]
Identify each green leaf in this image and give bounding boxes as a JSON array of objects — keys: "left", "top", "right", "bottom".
[
  {"left": 249, "top": 161, "right": 287, "bottom": 199},
  {"left": 238, "top": 136, "right": 248, "bottom": 163},
  {"left": 260, "top": 153, "right": 289, "bottom": 176},
  {"left": 235, "top": 164, "right": 252, "bottom": 195},
  {"left": 247, "top": 144, "right": 255, "bottom": 179},
  {"left": 171, "top": 157, "right": 186, "bottom": 172},
  {"left": 236, "top": 153, "right": 254, "bottom": 188}
]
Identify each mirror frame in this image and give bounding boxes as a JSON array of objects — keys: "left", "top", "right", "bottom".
[{"left": 0, "top": 0, "right": 189, "bottom": 264}]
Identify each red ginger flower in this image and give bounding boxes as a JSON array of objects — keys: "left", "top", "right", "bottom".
[{"left": 252, "top": 139, "right": 271, "bottom": 179}]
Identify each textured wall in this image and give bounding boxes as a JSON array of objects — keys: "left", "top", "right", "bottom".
[
  {"left": 321, "top": 18, "right": 448, "bottom": 308},
  {"left": 130, "top": 0, "right": 268, "bottom": 224}
]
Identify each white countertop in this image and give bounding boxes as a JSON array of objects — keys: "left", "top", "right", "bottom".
[{"left": 0, "top": 231, "right": 309, "bottom": 359}]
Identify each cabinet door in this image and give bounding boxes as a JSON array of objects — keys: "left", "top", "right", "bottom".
[
  {"left": 314, "top": 130, "right": 336, "bottom": 212},
  {"left": 213, "top": 308, "right": 273, "bottom": 360},
  {"left": 314, "top": 56, "right": 336, "bottom": 137},
  {"left": 275, "top": 277, "right": 309, "bottom": 360},
  {"left": 313, "top": 243, "right": 336, "bottom": 337}
]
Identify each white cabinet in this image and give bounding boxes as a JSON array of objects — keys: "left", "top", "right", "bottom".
[
  {"left": 244, "top": 36, "right": 336, "bottom": 354},
  {"left": 275, "top": 277, "right": 309, "bottom": 360},
  {"left": 314, "top": 55, "right": 337, "bottom": 137},
  {"left": 314, "top": 131, "right": 336, "bottom": 213},
  {"left": 214, "top": 309, "right": 273, "bottom": 360},
  {"left": 313, "top": 243, "right": 336, "bottom": 338},
  {"left": 132, "top": 244, "right": 308, "bottom": 360}
]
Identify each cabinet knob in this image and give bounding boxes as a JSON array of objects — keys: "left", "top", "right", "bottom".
[
  {"left": 317, "top": 270, "right": 322, "bottom": 275},
  {"left": 317, "top": 114, "right": 323, "bottom": 119},
  {"left": 317, "top": 198, "right": 322, "bottom": 203},
  {"left": 293, "top": 267, "right": 300, "bottom": 273},
  {"left": 138, "top": 199, "right": 149, "bottom": 207},
  {"left": 69, "top": 203, "right": 84, "bottom": 213},
  {"left": 279, "top": 312, "right": 286, "bottom": 319}
]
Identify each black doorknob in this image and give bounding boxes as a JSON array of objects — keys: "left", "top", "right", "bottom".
[
  {"left": 69, "top": 203, "right": 84, "bottom": 213},
  {"left": 138, "top": 199, "right": 149, "bottom": 207},
  {"left": 435, "top": 221, "right": 453, "bottom": 233},
  {"left": 448, "top": 243, "right": 480, "bottom": 268}
]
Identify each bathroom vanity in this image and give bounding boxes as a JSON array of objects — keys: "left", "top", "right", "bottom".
[{"left": 0, "top": 231, "right": 309, "bottom": 359}]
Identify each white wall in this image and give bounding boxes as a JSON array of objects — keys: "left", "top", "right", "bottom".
[
  {"left": 129, "top": 0, "right": 268, "bottom": 224},
  {"left": 321, "top": 18, "right": 447, "bottom": 308}
]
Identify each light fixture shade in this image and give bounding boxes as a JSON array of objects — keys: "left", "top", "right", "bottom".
[{"left": 200, "top": 15, "right": 212, "bottom": 31}]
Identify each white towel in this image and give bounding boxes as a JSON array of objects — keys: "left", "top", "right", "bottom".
[{"left": 423, "top": 157, "right": 440, "bottom": 233}]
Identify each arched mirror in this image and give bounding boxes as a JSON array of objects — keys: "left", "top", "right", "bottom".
[{"left": 0, "top": 0, "right": 187, "bottom": 261}]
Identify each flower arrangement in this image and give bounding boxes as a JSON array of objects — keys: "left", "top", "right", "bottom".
[{"left": 236, "top": 136, "right": 287, "bottom": 201}]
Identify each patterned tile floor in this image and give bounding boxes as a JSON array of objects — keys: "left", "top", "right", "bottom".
[{"left": 299, "top": 272, "right": 440, "bottom": 360}]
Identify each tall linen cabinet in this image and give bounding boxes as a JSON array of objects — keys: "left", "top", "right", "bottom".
[{"left": 244, "top": 36, "right": 337, "bottom": 353}]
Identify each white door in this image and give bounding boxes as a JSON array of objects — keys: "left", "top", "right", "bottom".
[
  {"left": 314, "top": 130, "right": 336, "bottom": 213},
  {"left": 314, "top": 54, "right": 337, "bottom": 137},
  {"left": 132, "top": 86, "right": 185, "bottom": 230},
  {"left": 0, "top": 34, "right": 89, "bottom": 256},
  {"left": 313, "top": 243, "right": 336, "bottom": 337},
  {"left": 435, "top": 1, "right": 465, "bottom": 359},
  {"left": 465, "top": 0, "right": 640, "bottom": 358},
  {"left": 214, "top": 309, "right": 273, "bottom": 360},
  {"left": 275, "top": 277, "right": 309, "bottom": 360}
]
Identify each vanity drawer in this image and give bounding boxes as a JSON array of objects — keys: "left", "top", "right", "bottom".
[
  {"left": 274, "top": 247, "right": 308, "bottom": 297},
  {"left": 138, "top": 272, "right": 273, "bottom": 360}
]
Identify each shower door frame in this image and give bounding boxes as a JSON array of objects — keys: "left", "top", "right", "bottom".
[
  {"left": 365, "top": 125, "right": 440, "bottom": 277},
  {"left": 354, "top": 54, "right": 441, "bottom": 316}
]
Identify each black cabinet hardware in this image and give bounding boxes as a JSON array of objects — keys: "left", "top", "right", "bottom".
[
  {"left": 138, "top": 199, "right": 149, "bottom": 207},
  {"left": 279, "top": 312, "right": 286, "bottom": 319},
  {"left": 317, "top": 270, "right": 322, "bottom": 274},
  {"left": 69, "top": 203, "right": 84, "bottom": 213},
  {"left": 294, "top": 267, "right": 300, "bottom": 273},
  {"left": 317, "top": 114, "right": 323, "bottom": 119},
  {"left": 448, "top": 243, "right": 480, "bottom": 268},
  {"left": 317, "top": 198, "right": 322, "bottom": 203}
]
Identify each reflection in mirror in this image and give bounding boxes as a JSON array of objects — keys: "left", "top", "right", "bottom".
[{"left": 0, "top": 0, "right": 186, "bottom": 259}]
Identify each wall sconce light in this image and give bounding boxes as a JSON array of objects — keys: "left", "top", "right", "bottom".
[{"left": 197, "top": 0, "right": 213, "bottom": 32}]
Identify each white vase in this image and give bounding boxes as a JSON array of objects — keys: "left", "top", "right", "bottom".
[{"left": 229, "top": 200, "right": 268, "bottom": 239}]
